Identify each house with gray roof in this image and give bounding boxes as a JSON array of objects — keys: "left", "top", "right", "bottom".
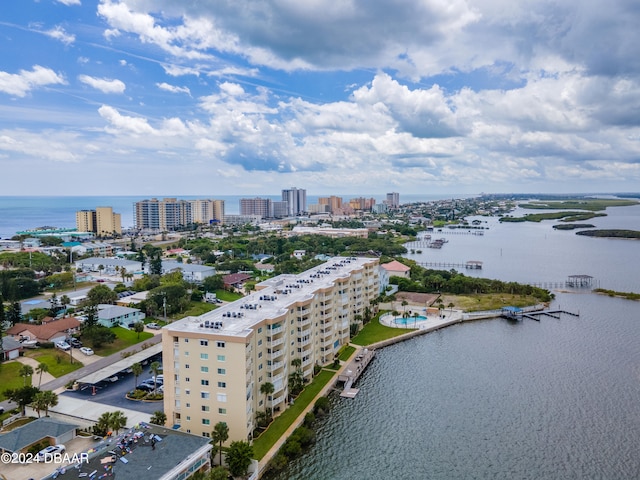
[
  {"left": 158, "top": 261, "right": 216, "bottom": 283},
  {"left": 2, "top": 336, "right": 22, "bottom": 361},
  {"left": 98, "top": 304, "right": 145, "bottom": 328},
  {"left": 0, "top": 417, "right": 78, "bottom": 454}
]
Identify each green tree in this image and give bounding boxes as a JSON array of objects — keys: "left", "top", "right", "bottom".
[
  {"left": 87, "top": 284, "right": 117, "bottom": 305},
  {"left": 35, "top": 362, "right": 49, "bottom": 388},
  {"left": 150, "top": 255, "right": 163, "bottom": 276},
  {"left": 83, "top": 325, "right": 116, "bottom": 348},
  {"left": 109, "top": 410, "right": 127, "bottom": 434},
  {"left": 259, "top": 382, "right": 274, "bottom": 417},
  {"left": 288, "top": 358, "right": 304, "bottom": 397},
  {"left": 209, "top": 466, "right": 229, "bottom": 480},
  {"left": 32, "top": 390, "right": 58, "bottom": 417},
  {"left": 60, "top": 295, "right": 71, "bottom": 316},
  {"left": 83, "top": 304, "right": 99, "bottom": 330},
  {"left": 19, "top": 364, "right": 34, "bottom": 386},
  {"left": 150, "top": 411, "right": 167, "bottom": 426},
  {"left": 4, "top": 385, "right": 39, "bottom": 415},
  {"left": 48, "top": 293, "right": 61, "bottom": 317},
  {"left": 149, "top": 361, "right": 162, "bottom": 393},
  {"left": 7, "top": 301, "right": 22, "bottom": 325},
  {"left": 131, "top": 362, "right": 143, "bottom": 391},
  {"left": 211, "top": 421, "right": 229, "bottom": 467},
  {"left": 132, "top": 321, "right": 145, "bottom": 339},
  {"left": 202, "top": 275, "right": 224, "bottom": 293},
  {"left": 226, "top": 440, "right": 253, "bottom": 478}
]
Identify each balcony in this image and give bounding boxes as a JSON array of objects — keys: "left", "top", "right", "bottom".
[
  {"left": 269, "top": 337, "right": 285, "bottom": 347},
  {"left": 269, "top": 360, "right": 284, "bottom": 371},
  {"left": 297, "top": 316, "right": 312, "bottom": 327},
  {"left": 268, "top": 324, "right": 283, "bottom": 335},
  {"left": 297, "top": 337, "right": 312, "bottom": 347},
  {"left": 269, "top": 349, "right": 285, "bottom": 361}
]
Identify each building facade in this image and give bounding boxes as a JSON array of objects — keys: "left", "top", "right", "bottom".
[
  {"left": 162, "top": 256, "right": 380, "bottom": 442},
  {"left": 282, "top": 187, "right": 307, "bottom": 216},
  {"left": 385, "top": 192, "right": 400, "bottom": 208},
  {"left": 76, "top": 207, "right": 121, "bottom": 236},
  {"left": 240, "top": 197, "right": 273, "bottom": 218}
]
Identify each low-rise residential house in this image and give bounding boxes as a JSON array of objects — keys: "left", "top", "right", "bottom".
[
  {"left": 75, "top": 257, "right": 142, "bottom": 275},
  {"left": 0, "top": 417, "right": 79, "bottom": 455},
  {"left": 223, "top": 272, "right": 252, "bottom": 290},
  {"left": 6, "top": 317, "right": 81, "bottom": 344},
  {"left": 158, "top": 261, "right": 216, "bottom": 283},
  {"left": 97, "top": 304, "right": 145, "bottom": 328},
  {"left": 292, "top": 249, "right": 306, "bottom": 259},
  {"left": 115, "top": 291, "right": 149, "bottom": 307},
  {"left": 379, "top": 260, "right": 411, "bottom": 293},
  {"left": 72, "top": 242, "right": 114, "bottom": 257},
  {"left": 2, "top": 336, "right": 22, "bottom": 360}
]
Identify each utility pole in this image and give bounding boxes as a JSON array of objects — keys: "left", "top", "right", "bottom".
[{"left": 163, "top": 295, "right": 167, "bottom": 322}]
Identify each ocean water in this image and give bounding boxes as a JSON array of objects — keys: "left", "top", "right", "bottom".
[{"left": 0, "top": 193, "right": 464, "bottom": 239}]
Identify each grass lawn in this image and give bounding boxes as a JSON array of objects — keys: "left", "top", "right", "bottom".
[
  {"left": 439, "top": 293, "right": 544, "bottom": 312},
  {"left": 0, "top": 362, "right": 33, "bottom": 401},
  {"left": 215, "top": 289, "right": 243, "bottom": 302},
  {"left": 23, "top": 350, "right": 84, "bottom": 378},
  {"left": 90, "top": 327, "right": 155, "bottom": 357},
  {"left": 252, "top": 370, "right": 335, "bottom": 460},
  {"left": 338, "top": 345, "right": 356, "bottom": 362},
  {"left": 351, "top": 316, "right": 412, "bottom": 346}
]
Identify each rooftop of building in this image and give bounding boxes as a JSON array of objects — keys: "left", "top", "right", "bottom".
[{"left": 166, "top": 256, "right": 378, "bottom": 338}]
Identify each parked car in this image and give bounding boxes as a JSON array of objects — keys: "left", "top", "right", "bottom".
[
  {"left": 146, "top": 322, "right": 161, "bottom": 330},
  {"left": 79, "top": 347, "right": 94, "bottom": 356},
  {"left": 136, "top": 383, "right": 154, "bottom": 392},
  {"left": 0, "top": 406, "right": 5, "bottom": 415},
  {"left": 36, "top": 445, "right": 65, "bottom": 459},
  {"left": 55, "top": 341, "right": 71, "bottom": 351},
  {"left": 106, "top": 375, "right": 118, "bottom": 383},
  {"left": 68, "top": 338, "right": 82, "bottom": 348}
]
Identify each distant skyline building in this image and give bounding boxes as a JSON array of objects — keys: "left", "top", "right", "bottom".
[
  {"left": 282, "top": 187, "right": 307, "bottom": 216},
  {"left": 318, "top": 195, "right": 343, "bottom": 213},
  {"left": 76, "top": 206, "right": 121, "bottom": 236},
  {"left": 386, "top": 192, "right": 400, "bottom": 208},
  {"left": 240, "top": 197, "right": 273, "bottom": 218},
  {"left": 135, "top": 198, "right": 224, "bottom": 230}
]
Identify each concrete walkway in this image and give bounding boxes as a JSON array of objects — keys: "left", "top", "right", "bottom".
[{"left": 12, "top": 355, "right": 56, "bottom": 385}]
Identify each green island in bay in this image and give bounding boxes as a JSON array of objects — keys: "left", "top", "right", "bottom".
[
  {"left": 575, "top": 229, "right": 640, "bottom": 239},
  {"left": 552, "top": 223, "right": 595, "bottom": 230},
  {"left": 499, "top": 198, "right": 639, "bottom": 223},
  {"left": 593, "top": 288, "right": 640, "bottom": 301}
]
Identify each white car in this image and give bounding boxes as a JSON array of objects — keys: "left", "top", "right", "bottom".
[
  {"left": 55, "top": 341, "right": 71, "bottom": 351},
  {"left": 36, "top": 445, "right": 66, "bottom": 459},
  {"left": 79, "top": 347, "right": 94, "bottom": 356},
  {"left": 146, "top": 322, "right": 161, "bottom": 330}
]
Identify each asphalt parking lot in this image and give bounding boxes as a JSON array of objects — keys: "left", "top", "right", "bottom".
[{"left": 61, "top": 362, "right": 164, "bottom": 415}]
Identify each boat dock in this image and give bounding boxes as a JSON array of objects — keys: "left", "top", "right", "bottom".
[
  {"left": 338, "top": 348, "right": 375, "bottom": 398},
  {"left": 500, "top": 306, "right": 579, "bottom": 321}
]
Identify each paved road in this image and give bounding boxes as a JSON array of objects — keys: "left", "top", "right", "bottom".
[{"left": 1, "top": 333, "right": 162, "bottom": 412}]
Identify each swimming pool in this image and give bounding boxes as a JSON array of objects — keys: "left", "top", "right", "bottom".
[{"left": 392, "top": 314, "right": 428, "bottom": 326}]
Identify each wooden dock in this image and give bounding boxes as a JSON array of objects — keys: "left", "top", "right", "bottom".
[
  {"left": 338, "top": 348, "right": 376, "bottom": 398},
  {"left": 501, "top": 308, "right": 579, "bottom": 322}
]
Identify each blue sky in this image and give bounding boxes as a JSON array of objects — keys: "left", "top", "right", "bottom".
[{"left": 1, "top": 0, "right": 639, "bottom": 196}]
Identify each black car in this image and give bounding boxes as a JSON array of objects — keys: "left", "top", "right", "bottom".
[
  {"left": 68, "top": 338, "right": 82, "bottom": 348},
  {"left": 136, "top": 383, "right": 154, "bottom": 392}
]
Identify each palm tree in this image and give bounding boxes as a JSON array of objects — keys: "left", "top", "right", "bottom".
[
  {"left": 131, "top": 362, "right": 143, "bottom": 390},
  {"left": 150, "top": 411, "right": 167, "bottom": 426},
  {"left": 32, "top": 391, "right": 47, "bottom": 418},
  {"left": 60, "top": 295, "right": 71, "bottom": 316},
  {"left": 149, "top": 361, "right": 162, "bottom": 393},
  {"left": 211, "top": 421, "right": 229, "bottom": 466},
  {"left": 447, "top": 302, "right": 455, "bottom": 316},
  {"left": 109, "top": 410, "right": 127, "bottom": 434},
  {"left": 413, "top": 311, "right": 419, "bottom": 328},
  {"left": 35, "top": 362, "right": 49, "bottom": 388},
  {"left": 260, "top": 382, "right": 274, "bottom": 416},
  {"left": 19, "top": 364, "right": 34, "bottom": 386},
  {"left": 41, "top": 390, "right": 58, "bottom": 416}
]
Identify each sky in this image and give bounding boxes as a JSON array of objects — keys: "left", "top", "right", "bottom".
[{"left": 1, "top": 0, "right": 639, "bottom": 197}]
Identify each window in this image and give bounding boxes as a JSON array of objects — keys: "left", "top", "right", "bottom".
[
  {"left": 201, "top": 392, "right": 210, "bottom": 399},
  {"left": 201, "top": 379, "right": 209, "bottom": 386},
  {"left": 217, "top": 381, "right": 226, "bottom": 388},
  {"left": 201, "top": 366, "right": 209, "bottom": 373},
  {"left": 184, "top": 351, "right": 189, "bottom": 356},
  {"left": 185, "top": 377, "right": 190, "bottom": 382},
  {"left": 202, "top": 432, "right": 210, "bottom": 437},
  {"left": 201, "top": 405, "right": 210, "bottom": 412},
  {"left": 185, "top": 364, "right": 190, "bottom": 369},
  {"left": 217, "top": 341, "right": 225, "bottom": 348},
  {"left": 217, "top": 368, "right": 226, "bottom": 375},
  {"left": 258, "top": 339, "right": 262, "bottom": 346},
  {"left": 202, "top": 419, "right": 210, "bottom": 425},
  {"left": 218, "top": 408, "right": 227, "bottom": 414},
  {"left": 186, "top": 403, "right": 190, "bottom": 408},
  {"left": 258, "top": 352, "right": 262, "bottom": 358},
  {"left": 200, "top": 340, "right": 208, "bottom": 346},
  {"left": 217, "top": 393, "right": 227, "bottom": 402},
  {"left": 257, "top": 327, "right": 262, "bottom": 333},
  {"left": 200, "top": 353, "right": 208, "bottom": 360},
  {"left": 185, "top": 389, "right": 190, "bottom": 395},
  {"left": 184, "top": 338, "right": 189, "bottom": 343},
  {"left": 186, "top": 416, "right": 191, "bottom": 421},
  {"left": 217, "top": 355, "right": 225, "bottom": 362}
]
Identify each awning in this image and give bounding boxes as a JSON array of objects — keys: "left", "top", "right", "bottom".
[{"left": 78, "top": 343, "right": 162, "bottom": 384}]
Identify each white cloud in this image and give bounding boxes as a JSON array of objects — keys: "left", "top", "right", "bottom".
[
  {"left": 78, "top": 75, "right": 126, "bottom": 94},
  {"left": 44, "top": 25, "right": 76, "bottom": 45},
  {"left": 56, "top": 0, "right": 81, "bottom": 6},
  {"left": 0, "top": 65, "right": 66, "bottom": 97},
  {"left": 0, "top": 130, "right": 79, "bottom": 162},
  {"left": 98, "top": 105, "right": 156, "bottom": 135},
  {"left": 156, "top": 82, "right": 191, "bottom": 95}
]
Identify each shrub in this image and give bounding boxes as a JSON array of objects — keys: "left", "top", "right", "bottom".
[
  {"left": 313, "top": 396, "right": 330, "bottom": 416},
  {"left": 303, "top": 412, "right": 315, "bottom": 428}
]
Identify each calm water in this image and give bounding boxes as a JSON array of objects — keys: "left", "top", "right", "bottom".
[{"left": 272, "top": 204, "right": 640, "bottom": 480}]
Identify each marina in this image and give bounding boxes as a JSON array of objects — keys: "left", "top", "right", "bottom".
[{"left": 337, "top": 349, "right": 376, "bottom": 398}]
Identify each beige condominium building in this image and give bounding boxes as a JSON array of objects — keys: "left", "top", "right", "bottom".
[
  {"left": 162, "top": 256, "right": 380, "bottom": 442},
  {"left": 76, "top": 206, "right": 121, "bottom": 236}
]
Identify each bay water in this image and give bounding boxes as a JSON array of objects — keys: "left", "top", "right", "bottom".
[{"left": 272, "top": 204, "right": 640, "bottom": 479}]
